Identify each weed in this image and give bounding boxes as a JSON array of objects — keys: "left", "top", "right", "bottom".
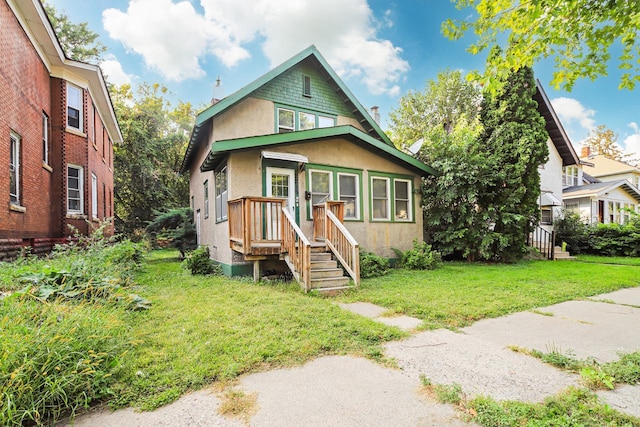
[
  {"left": 531, "top": 346, "right": 583, "bottom": 371},
  {"left": 182, "top": 246, "right": 222, "bottom": 275},
  {"left": 531, "top": 309, "right": 554, "bottom": 316},
  {"left": 218, "top": 387, "right": 258, "bottom": 423},
  {"left": 359, "top": 249, "right": 390, "bottom": 278},
  {"left": 419, "top": 374, "right": 432, "bottom": 386},
  {"left": 433, "top": 383, "right": 464, "bottom": 405},
  {"left": 580, "top": 366, "right": 615, "bottom": 390},
  {"left": 603, "top": 351, "right": 640, "bottom": 385},
  {"left": 392, "top": 240, "right": 442, "bottom": 270}
]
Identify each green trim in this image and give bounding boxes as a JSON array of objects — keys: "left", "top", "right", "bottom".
[
  {"left": 180, "top": 45, "right": 394, "bottom": 173},
  {"left": 262, "top": 159, "right": 300, "bottom": 224},
  {"left": 274, "top": 103, "right": 337, "bottom": 132},
  {"left": 305, "top": 163, "right": 364, "bottom": 222},
  {"left": 214, "top": 260, "right": 253, "bottom": 277},
  {"left": 200, "top": 125, "right": 437, "bottom": 176},
  {"left": 368, "top": 173, "right": 416, "bottom": 224}
]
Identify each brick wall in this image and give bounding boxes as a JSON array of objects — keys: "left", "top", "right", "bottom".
[{"left": 0, "top": 0, "right": 55, "bottom": 239}]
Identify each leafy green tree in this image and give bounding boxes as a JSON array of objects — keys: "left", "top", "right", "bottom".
[
  {"left": 43, "top": 2, "right": 106, "bottom": 62},
  {"left": 112, "top": 83, "right": 193, "bottom": 235},
  {"left": 389, "top": 70, "right": 481, "bottom": 150},
  {"left": 146, "top": 208, "right": 197, "bottom": 257},
  {"left": 475, "top": 67, "right": 549, "bottom": 261},
  {"left": 443, "top": 0, "right": 640, "bottom": 91}
]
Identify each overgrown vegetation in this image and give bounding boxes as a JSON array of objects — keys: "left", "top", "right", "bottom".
[
  {"left": 359, "top": 249, "right": 390, "bottom": 278},
  {"left": 0, "top": 227, "right": 146, "bottom": 426},
  {"left": 145, "top": 207, "right": 197, "bottom": 257},
  {"left": 393, "top": 240, "right": 442, "bottom": 270},
  {"left": 555, "top": 210, "right": 640, "bottom": 256},
  {"left": 182, "top": 246, "right": 222, "bottom": 275}
]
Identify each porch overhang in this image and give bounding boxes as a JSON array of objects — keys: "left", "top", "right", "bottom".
[
  {"left": 200, "top": 125, "right": 437, "bottom": 176},
  {"left": 540, "top": 192, "right": 563, "bottom": 206}
]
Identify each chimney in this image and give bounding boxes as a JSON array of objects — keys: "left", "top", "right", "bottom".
[
  {"left": 581, "top": 146, "right": 591, "bottom": 158},
  {"left": 370, "top": 106, "right": 380, "bottom": 125}
]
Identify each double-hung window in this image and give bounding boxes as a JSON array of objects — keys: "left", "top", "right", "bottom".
[
  {"left": 277, "top": 108, "right": 295, "bottom": 133},
  {"left": 309, "top": 170, "right": 332, "bottom": 206},
  {"left": 204, "top": 180, "right": 209, "bottom": 219},
  {"left": 215, "top": 165, "right": 228, "bottom": 222},
  {"left": 67, "top": 83, "right": 83, "bottom": 131},
  {"left": 42, "top": 113, "right": 49, "bottom": 165},
  {"left": 370, "top": 175, "right": 413, "bottom": 222},
  {"left": 10, "top": 131, "right": 20, "bottom": 205},
  {"left": 338, "top": 173, "right": 359, "bottom": 220},
  {"left": 67, "top": 165, "right": 83, "bottom": 214},
  {"left": 91, "top": 173, "right": 98, "bottom": 219}
]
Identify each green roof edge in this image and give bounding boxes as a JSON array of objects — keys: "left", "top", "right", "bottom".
[{"left": 201, "top": 125, "right": 436, "bottom": 176}]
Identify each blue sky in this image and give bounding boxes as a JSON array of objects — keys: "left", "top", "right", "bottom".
[{"left": 49, "top": 0, "right": 639, "bottom": 157}]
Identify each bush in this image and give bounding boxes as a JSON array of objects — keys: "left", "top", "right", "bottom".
[
  {"left": 182, "top": 246, "right": 222, "bottom": 275},
  {"left": 393, "top": 240, "right": 442, "bottom": 270},
  {"left": 554, "top": 211, "right": 591, "bottom": 254},
  {"left": 359, "top": 250, "right": 389, "bottom": 278}
]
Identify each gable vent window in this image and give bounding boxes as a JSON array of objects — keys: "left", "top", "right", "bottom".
[{"left": 303, "top": 75, "right": 311, "bottom": 97}]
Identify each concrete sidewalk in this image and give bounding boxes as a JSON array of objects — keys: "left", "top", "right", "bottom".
[{"left": 63, "top": 287, "right": 640, "bottom": 426}]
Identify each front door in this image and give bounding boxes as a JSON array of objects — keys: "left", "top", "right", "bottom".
[{"left": 266, "top": 167, "right": 296, "bottom": 218}]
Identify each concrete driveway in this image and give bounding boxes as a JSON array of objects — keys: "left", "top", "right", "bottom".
[{"left": 63, "top": 287, "right": 640, "bottom": 426}]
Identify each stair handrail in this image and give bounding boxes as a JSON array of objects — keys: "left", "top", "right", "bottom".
[
  {"left": 528, "top": 224, "right": 555, "bottom": 260},
  {"left": 281, "top": 207, "right": 312, "bottom": 292},
  {"left": 325, "top": 209, "right": 360, "bottom": 286}
]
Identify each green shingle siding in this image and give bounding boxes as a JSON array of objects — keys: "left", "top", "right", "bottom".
[{"left": 253, "top": 60, "right": 353, "bottom": 118}]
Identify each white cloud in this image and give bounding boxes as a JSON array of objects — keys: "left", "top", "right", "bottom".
[
  {"left": 623, "top": 122, "right": 640, "bottom": 160},
  {"left": 550, "top": 97, "right": 596, "bottom": 145},
  {"left": 102, "top": 0, "right": 408, "bottom": 95},
  {"left": 100, "top": 55, "right": 135, "bottom": 86}
]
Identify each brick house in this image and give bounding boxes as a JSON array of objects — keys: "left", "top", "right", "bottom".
[{"left": 0, "top": 0, "right": 122, "bottom": 258}]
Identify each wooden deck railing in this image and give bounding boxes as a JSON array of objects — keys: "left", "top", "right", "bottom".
[
  {"left": 312, "top": 201, "right": 345, "bottom": 241},
  {"left": 228, "top": 196, "right": 284, "bottom": 255},
  {"left": 282, "top": 207, "right": 312, "bottom": 292},
  {"left": 325, "top": 209, "right": 360, "bottom": 286}
]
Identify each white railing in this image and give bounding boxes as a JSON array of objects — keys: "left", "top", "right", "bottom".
[
  {"left": 282, "top": 207, "right": 312, "bottom": 292},
  {"left": 325, "top": 209, "right": 360, "bottom": 286}
]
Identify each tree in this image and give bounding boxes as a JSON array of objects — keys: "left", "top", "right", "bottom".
[
  {"left": 43, "top": 2, "right": 106, "bottom": 62},
  {"left": 583, "top": 124, "right": 634, "bottom": 162},
  {"left": 475, "top": 67, "right": 549, "bottom": 261},
  {"left": 146, "top": 208, "right": 197, "bottom": 257},
  {"left": 389, "top": 70, "right": 481, "bottom": 151},
  {"left": 443, "top": 1, "right": 640, "bottom": 91},
  {"left": 112, "top": 83, "right": 194, "bottom": 235}
]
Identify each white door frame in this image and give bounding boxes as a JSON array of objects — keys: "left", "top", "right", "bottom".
[{"left": 266, "top": 167, "right": 296, "bottom": 218}]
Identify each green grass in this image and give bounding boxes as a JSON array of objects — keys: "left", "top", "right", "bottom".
[
  {"left": 576, "top": 255, "right": 640, "bottom": 266},
  {"left": 339, "top": 261, "right": 640, "bottom": 329},
  {"left": 110, "top": 250, "right": 404, "bottom": 410}
]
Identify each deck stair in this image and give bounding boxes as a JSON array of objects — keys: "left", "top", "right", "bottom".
[{"left": 308, "top": 246, "right": 351, "bottom": 294}]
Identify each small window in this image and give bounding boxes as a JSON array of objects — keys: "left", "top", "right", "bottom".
[
  {"left": 67, "top": 165, "right": 83, "bottom": 214},
  {"left": 299, "top": 112, "right": 316, "bottom": 130},
  {"left": 215, "top": 165, "right": 228, "bottom": 222},
  {"left": 318, "top": 116, "right": 335, "bottom": 128},
  {"left": 278, "top": 108, "right": 294, "bottom": 133},
  {"left": 338, "top": 173, "right": 359, "bottom": 220},
  {"left": 10, "top": 131, "right": 21, "bottom": 205},
  {"left": 371, "top": 177, "right": 390, "bottom": 221},
  {"left": 394, "top": 179, "right": 412, "bottom": 221},
  {"left": 310, "top": 170, "right": 332, "bottom": 205},
  {"left": 204, "top": 180, "right": 209, "bottom": 219},
  {"left": 91, "top": 173, "right": 98, "bottom": 219},
  {"left": 67, "top": 83, "right": 83, "bottom": 130},
  {"left": 42, "top": 113, "right": 49, "bottom": 165},
  {"left": 541, "top": 207, "right": 552, "bottom": 225},
  {"left": 303, "top": 75, "right": 311, "bottom": 97}
]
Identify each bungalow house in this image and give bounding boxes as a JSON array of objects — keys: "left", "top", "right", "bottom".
[
  {"left": 0, "top": 0, "right": 122, "bottom": 260},
  {"left": 579, "top": 148, "right": 640, "bottom": 189},
  {"left": 180, "top": 46, "right": 435, "bottom": 292}
]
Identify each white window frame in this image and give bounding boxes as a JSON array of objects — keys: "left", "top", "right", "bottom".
[
  {"left": 309, "top": 169, "right": 333, "bottom": 206},
  {"left": 67, "top": 83, "right": 83, "bottom": 131},
  {"left": 338, "top": 172, "right": 360, "bottom": 220},
  {"left": 215, "top": 165, "right": 228, "bottom": 222},
  {"left": 42, "top": 112, "right": 49, "bottom": 165},
  {"left": 562, "top": 166, "right": 578, "bottom": 187},
  {"left": 394, "top": 178, "right": 413, "bottom": 222},
  {"left": 204, "top": 180, "right": 209, "bottom": 219},
  {"left": 10, "top": 131, "right": 20, "bottom": 205},
  {"left": 541, "top": 207, "right": 552, "bottom": 225},
  {"left": 298, "top": 111, "right": 316, "bottom": 130},
  {"left": 371, "top": 177, "right": 390, "bottom": 221},
  {"left": 318, "top": 116, "right": 335, "bottom": 128},
  {"left": 277, "top": 108, "right": 295, "bottom": 133},
  {"left": 91, "top": 173, "right": 98, "bottom": 219},
  {"left": 67, "top": 165, "right": 84, "bottom": 214}
]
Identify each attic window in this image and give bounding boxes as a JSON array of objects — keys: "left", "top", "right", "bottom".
[
  {"left": 278, "top": 108, "right": 294, "bottom": 133},
  {"left": 303, "top": 75, "right": 311, "bottom": 97}
]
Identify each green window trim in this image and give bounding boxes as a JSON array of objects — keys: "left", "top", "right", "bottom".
[
  {"left": 305, "top": 163, "right": 363, "bottom": 222},
  {"left": 368, "top": 172, "right": 416, "bottom": 223},
  {"left": 274, "top": 104, "right": 337, "bottom": 133}
]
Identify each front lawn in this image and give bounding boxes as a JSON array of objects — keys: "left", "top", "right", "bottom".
[{"left": 339, "top": 260, "right": 640, "bottom": 329}]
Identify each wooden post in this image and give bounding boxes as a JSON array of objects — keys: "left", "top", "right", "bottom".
[{"left": 253, "top": 259, "right": 260, "bottom": 282}]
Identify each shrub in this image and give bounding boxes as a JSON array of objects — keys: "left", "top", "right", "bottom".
[
  {"left": 359, "top": 250, "right": 389, "bottom": 278},
  {"left": 393, "top": 240, "right": 442, "bottom": 270},
  {"left": 554, "top": 211, "right": 591, "bottom": 254},
  {"left": 182, "top": 246, "right": 222, "bottom": 275}
]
